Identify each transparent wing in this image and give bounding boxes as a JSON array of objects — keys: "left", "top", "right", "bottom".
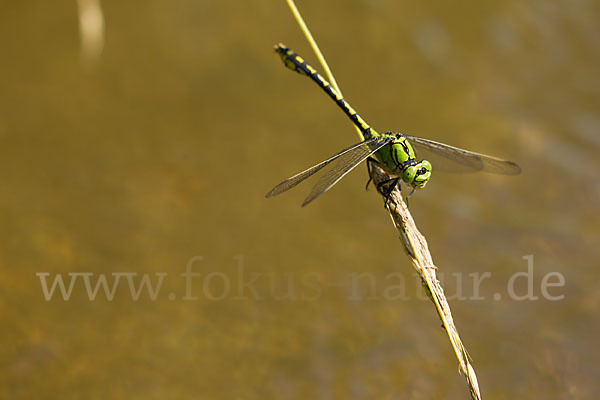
[
  {"left": 266, "top": 136, "right": 391, "bottom": 205},
  {"left": 301, "top": 136, "right": 392, "bottom": 206},
  {"left": 405, "top": 135, "right": 521, "bottom": 175}
]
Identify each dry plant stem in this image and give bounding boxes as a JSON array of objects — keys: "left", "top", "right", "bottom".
[
  {"left": 283, "top": 1, "right": 483, "bottom": 398},
  {"left": 369, "top": 163, "right": 482, "bottom": 400}
]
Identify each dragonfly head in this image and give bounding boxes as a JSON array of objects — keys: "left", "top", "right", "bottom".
[{"left": 402, "top": 160, "right": 432, "bottom": 189}]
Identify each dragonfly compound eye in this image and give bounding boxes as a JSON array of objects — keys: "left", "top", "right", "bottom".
[
  {"left": 402, "top": 165, "right": 417, "bottom": 184},
  {"left": 413, "top": 160, "right": 432, "bottom": 188}
]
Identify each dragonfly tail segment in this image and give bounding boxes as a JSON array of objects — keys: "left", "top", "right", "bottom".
[{"left": 274, "top": 43, "right": 376, "bottom": 140}]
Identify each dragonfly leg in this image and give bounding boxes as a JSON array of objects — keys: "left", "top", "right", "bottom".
[
  {"left": 365, "top": 157, "right": 380, "bottom": 190},
  {"left": 376, "top": 178, "right": 400, "bottom": 209},
  {"left": 405, "top": 187, "right": 416, "bottom": 208}
]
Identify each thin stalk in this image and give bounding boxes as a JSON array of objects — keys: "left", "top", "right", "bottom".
[{"left": 284, "top": 0, "right": 364, "bottom": 142}]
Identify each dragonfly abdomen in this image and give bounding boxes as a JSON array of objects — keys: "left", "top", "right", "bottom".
[{"left": 275, "top": 44, "right": 376, "bottom": 140}]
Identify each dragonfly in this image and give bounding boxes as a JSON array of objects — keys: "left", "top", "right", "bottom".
[{"left": 266, "top": 44, "right": 521, "bottom": 207}]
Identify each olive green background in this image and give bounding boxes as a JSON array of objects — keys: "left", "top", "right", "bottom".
[{"left": 1, "top": 0, "right": 598, "bottom": 398}]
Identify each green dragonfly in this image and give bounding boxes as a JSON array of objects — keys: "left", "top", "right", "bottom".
[{"left": 266, "top": 44, "right": 521, "bottom": 207}]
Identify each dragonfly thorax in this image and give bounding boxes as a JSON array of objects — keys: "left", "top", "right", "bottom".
[{"left": 377, "top": 132, "right": 432, "bottom": 189}]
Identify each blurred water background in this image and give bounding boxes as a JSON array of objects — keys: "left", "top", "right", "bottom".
[{"left": 1, "top": 0, "right": 598, "bottom": 398}]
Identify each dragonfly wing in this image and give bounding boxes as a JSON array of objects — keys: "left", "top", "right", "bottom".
[
  {"left": 266, "top": 137, "right": 387, "bottom": 198},
  {"left": 405, "top": 135, "right": 521, "bottom": 175},
  {"left": 301, "top": 136, "right": 392, "bottom": 206}
]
